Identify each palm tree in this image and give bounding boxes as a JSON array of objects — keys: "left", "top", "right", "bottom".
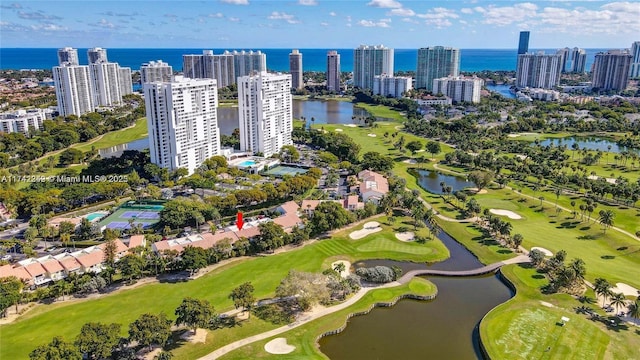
[
  {"left": 594, "top": 278, "right": 612, "bottom": 308},
  {"left": 598, "top": 210, "right": 615, "bottom": 235},
  {"left": 609, "top": 292, "right": 626, "bottom": 314},
  {"left": 627, "top": 301, "right": 640, "bottom": 320}
]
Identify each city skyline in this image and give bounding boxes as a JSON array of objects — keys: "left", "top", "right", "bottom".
[{"left": 1, "top": 1, "right": 638, "bottom": 49}]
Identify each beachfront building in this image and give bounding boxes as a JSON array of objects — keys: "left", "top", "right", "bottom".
[
  {"left": 631, "top": 41, "right": 640, "bottom": 78},
  {"left": 87, "top": 47, "right": 108, "bottom": 64},
  {"left": 416, "top": 46, "right": 460, "bottom": 91},
  {"left": 233, "top": 50, "right": 267, "bottom": 79},
  {"left": 213, "top": 52, "right": 235, "bottom": 87},
  {"left": 238, "top": 72, "right": 293, "bottom": 158},
  {"left": 0, "top": 108, "right": 53, "bottom": 135},
  {"left": 289, "top": 49, "right": 303, "bottom": 90},
  {"left": 568, "top": 48, "right": 587, "bottom": 73},
  {"left": 90, "top": 62, "right": 123, "bottom": 106},
  {"left": 353, "top": 45, "right": 394, "bottom": 90},
  {"left": 182, "top": 50, "right": 212, "bottom": 79},
  {"left": 432, "top": 76, "right": 483, "bottom": 103},
  {"left": 57, "top": 47, "right": 79, "bottom": 66},
  {"left": 141, "top": 60, "right": 173, "bottom": 83},
  {"left": 592, "top": 50, "right": 633, "bottom": 91},
  {"left": 516, "top": 53, "right": 563, "bottom": 89},
  {"left": 119, "top": 66, "right": 133, "bottom": 96},
  {"left": 144, "top": 76, "right": 220, "bottom": 175},
  {"left": 556, "top": 48, "right": 570, "bottom": 73},
  {"left": 373, "top": 75, "right": 412, "bottom": 98},
  {"left": 326, "top": 50, "right": 341, "bottom": 92},
  {"left": 53, "top": 64, "right": 95, "bottom": 117},
  {"left": 518, "top": 31, "right": 530, "bottom": 55}
]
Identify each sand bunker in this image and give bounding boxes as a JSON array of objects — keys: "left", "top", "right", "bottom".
[
  {"left": 611, "top": 283, "right": 639, "bottom": 297},
  {"left": 367, "top": 133, "right": 377, "bottom": 137},
  {"left": 540, "top": 301, "right": 555, "bottom": 308},
  {"left": 335, "top": 128, "right": 343, "bottom": 132},
  {"left": 489, "top": 209, "right": 522, "bottom": 220},
  {"left": 180, "top": 328, "right": 207, "bottom": 343},
  {"left": 508, "top": 132, "right": 537, "bottom": 138},
  {"left": 395, "top": 232, "right": 415, "bottom": 242},
  {"left": 587, "top": 175, "right": 617, "bottom": 184},
  {"left": 264, "top": 338, "right": 296, "bottom": 354},
  {"left": 415, "top": 149, "right": 425, "bottom": 153},
  {"left": 331, "top": 260, "right": 351, "bottom": 278},
  {"left": 349, "top": 221, "right": 382, "bottom": 239},
  {"left": 344, "top": 124, "right": 358, "bottom": 127},
  {"left": 403, "top": 159, "right": 417, "bottom": 164},
  {"left": 467, "top": 187, "right": 488, "bottom": 194},
  {"left": 515, "top": 154, "right": 527, "bottom": 160},
  {"left": 531, "top": 247, "right": 553, "bottom": 257}
]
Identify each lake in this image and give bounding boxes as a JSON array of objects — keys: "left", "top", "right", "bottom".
[
  {"left": 538, "top": 136, "right": 640, "bottom": 155},
  {"left": 99, "top": 100, "right": 368, "bottom": 157},
  {"left": 485, "top": 84, "right": 516, "bottom": 99},
  {"left": 414, "top": 170, "right": 476, "bottom": 195},
  {"left": 319, "top": 229, "right": 514, "bottom": 359}
]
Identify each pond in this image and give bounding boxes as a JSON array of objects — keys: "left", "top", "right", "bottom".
[
  {"left": 319, "top": 229, "right": 514, "bottom": 359},
  {"left": 485, "top": 84, "right": 516, "bottom": 99},
  {"left": 99, "top": 100, "right": 370, "bottom": 157},
  {"left": 414, "top": 170, "right": 476, "bottom": 195},
  {"left": 538, "top": 136, "right": 640, "bottom": 155}
]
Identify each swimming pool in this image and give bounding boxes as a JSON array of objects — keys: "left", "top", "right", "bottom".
[
  {"left": 85, "top": 213, "right": 106, "bottom": 221},
  {"left": 238, "top": 160, "right": 256, "bottom": 167}
]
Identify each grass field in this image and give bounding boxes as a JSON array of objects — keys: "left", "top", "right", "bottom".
[
  {"left": 481, "top": 264, "right": 640, "bottom": 360},
  {"left": 0, "top": 217, "right": 448, "bottom": 360},
  {"left": 217, "top": 277, "right": 436, "bottom": 360},
  {"left": 354, "top": 103, "right": 407, "bottom": 122}
]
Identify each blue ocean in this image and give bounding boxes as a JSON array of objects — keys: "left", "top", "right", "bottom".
[{"left": 0, "top": 48, "right": 604, "bottom": 72}]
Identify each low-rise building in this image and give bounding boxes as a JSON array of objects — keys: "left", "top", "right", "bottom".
[
  {"left": 358, "top": 170, "right": 389, "bottom": 204},
  {"left": 0, "top": 108, "right": 53, "bottom": 135}
]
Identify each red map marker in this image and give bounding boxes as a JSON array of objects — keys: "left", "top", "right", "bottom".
[{"left": 236, "top": 212, "right": 244, "bottom": 230}]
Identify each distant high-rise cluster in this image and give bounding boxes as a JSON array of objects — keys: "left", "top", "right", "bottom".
[
  {"left": 181, "top": 50, "right": 266, "bottom": 87},
  {"left": 416, "top": 46, "right": 460, "bottom": 91},
  {"left": 516, "top": 53, "right": 563, "bottom": 89},
  {"left": 568, "top": 48, "right": 587, "bottom": 73},
  {"left": 144, "top": 77, "right": 221, "bottom": 175},
  {"left": 353, "top": 45, "right": 394, "bottom": 90},
  {"left": 238, "top": 72, "right": 293, "bottom": 158},
  {"left": 326, "top": 51, "right": 341, "bottom": 92},
  {"left": 289, "top": 49, "right": 303, "bottom": 90},
  {"left": 630, "top": 41, "right": 640, "bottom": 78},
  {"left": 53, "top": 47, "right": 133, "bottom": 117},
  {"left": 592, "top": 50, "right": 632, "bottom": 91},
  {"left": 432, "top": 76, "right": 483, "bottom": 103}
]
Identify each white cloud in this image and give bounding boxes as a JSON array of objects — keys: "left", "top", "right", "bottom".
[
  {"left": 416, "top": 7, "right": 459, "bottom": 20},
  {"left": 228, "top": 17, "right": 240, "bottom": 22},
  {"left": 220, "top": 0, "right": 249, "bottom": 5},
  {"left": 268, "top": 11, "right": 300, "bottom": 24},
  {"left": 320, "top": 21, "right": 329, "bottom": 26},
  {"left": 330, "top": 11, "right": 337, "bottom": 16},
  {"left": 402, "top": 17, "right": 418, "bottom": 24},
  {"left": 388, "top": 8, "right": 415, "bottom": 16},
  {"left": 367, "top": 0, "right": 402, "bottom": 9},
  {"left": 358, "top": 19, "right": 391, "bottom": 27},
  {"left": 17, "top": 11, "right": 62, "bottom": 21},
  {"left": 461, "top": 8, "right": 473, "bottom": 14},
  {"left": 209, "top": 13, "right": 224, "bottom": 18},
  {"left": 298, "top": 0, "right": 317, "bottom": 5},
  {"left": 473, "top": 3, "right": 537, "bottom": 26},
  {"left": 425, "top": 18, "right": 452, "bottom": 28},
  {"left": 89, "top": 19, "right": 116, "bottom": 29}
]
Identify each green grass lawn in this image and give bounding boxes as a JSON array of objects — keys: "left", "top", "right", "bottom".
[
  {"left": 481, "top": 264, "right": 639, "bottom": 360},
  {"left": 353, "top": 103, "right": 406, "bottom": 122},
  {"left": 217, "top": 277, "right": 436, "bottom": 360},
  {"left": 73, "top": 117, "right": 148, "bottom": 153},
  {"left": 0, "top": 217, "right": 448, "bottom": 360}
]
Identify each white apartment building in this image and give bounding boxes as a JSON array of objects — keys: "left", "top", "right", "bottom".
[
  {"left": 53, "top": 65, "right": 96, "bottom": 117},
  {"left": 628, "top": 41, "right": 640, "bottom": 78},
  {"left": 213, "top": 52, "right": 235, "bottom": 88},
  {"left": 238, "top": 72, "right": 293, "bottom": 158},
  {"left": 326, "top": 50, "right": 341, "bottom": 92},
  {"left": 0, "top": 109, "right": 53, "bottom": 134},
  {"left": 57, "top": 47, "right": 78, "bottom": 66},
  {"left": 87, "top": 47, "right": 108, "bottom": 64},
  {"left": 432, "top": 76, "right": 483, "bottom": 103},
  {"left": 516, "top": 53, "right": 563, "bottom": 89},
  {"left": 140, "top": 60, "right": 173, "bottom": 83},
  {"left": 289, "top": 49, "right": 303, "bottom": 90},
  {"left": 144, "top": 77, "right": 221, "bottom": 175},
  {"left": 233, "top": 50, "right": 267, "bottom": 79},
  {"left": 353, "top": 45, "right": 394, "bottom": 90},
  {"left": 90, "top": 62, "right": 122, "bottom": 106},
  {"left": 119, "top": 67, "right": 133, "bottom": 96},
  {"left": 373, "top": 75, "right": 412, "bottom": 98},
  {"left": 416, "top": 46, "right": 460, "bottom": 91}
]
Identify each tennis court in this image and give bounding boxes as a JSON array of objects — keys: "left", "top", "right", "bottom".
[
  {"left": 264, "top": 165, "right": 308, "bottom": 177},
  {"left": 98, "top": 201, "right": 165, "bottom": 232}
]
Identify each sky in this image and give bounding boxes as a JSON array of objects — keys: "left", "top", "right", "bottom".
[{"left": 1, "top": 0, "right": 639, "bottom": 49}]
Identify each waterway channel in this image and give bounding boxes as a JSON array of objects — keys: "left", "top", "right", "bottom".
[{"left": 319, "top": 228, "right": 514, "bottom": 360}]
